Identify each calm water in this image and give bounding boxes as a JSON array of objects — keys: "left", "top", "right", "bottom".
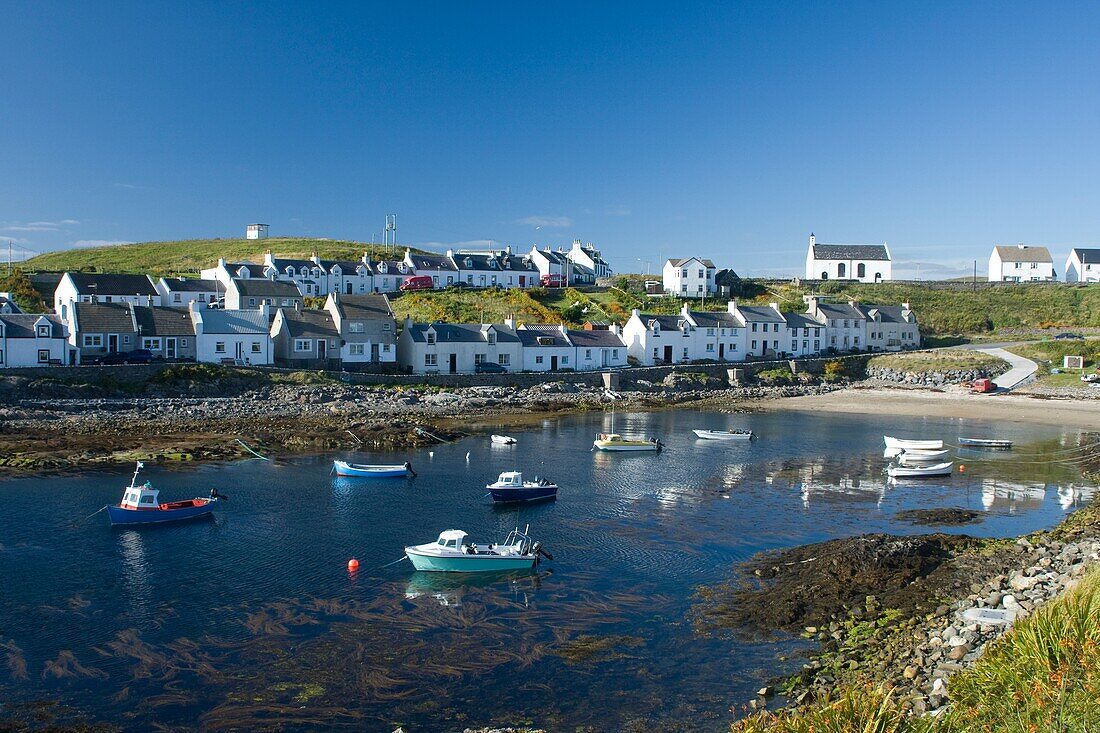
[{"left": 0, "top": 408, "right": 1093, "bottom": 731}]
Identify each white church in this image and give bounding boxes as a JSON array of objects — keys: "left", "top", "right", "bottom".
[{"left": 804, "top": 233, "right": 892, "bottom": 283}]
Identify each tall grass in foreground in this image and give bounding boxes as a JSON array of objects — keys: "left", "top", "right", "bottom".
[{"left": 731, "top": 565, "right": 1100, "bottom": 733}]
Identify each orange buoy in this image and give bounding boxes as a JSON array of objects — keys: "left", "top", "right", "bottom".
[
  {"left": 959, "top": 465, "right": 966, "bottom": 473},
  {"left": 347, "top": 558, "right": 359, "bottom": 571}
]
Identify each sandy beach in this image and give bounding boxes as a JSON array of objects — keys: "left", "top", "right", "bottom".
[{"left": 769, "top": 385, "right": 1100, "bottom": 430}]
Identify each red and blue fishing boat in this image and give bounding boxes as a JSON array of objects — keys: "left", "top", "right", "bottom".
[{"left": 106, "top": 462, "right": 222, "bottom": 526}]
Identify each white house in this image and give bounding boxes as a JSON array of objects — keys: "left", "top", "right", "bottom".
[
  {"left": 567, "top": 240, "right": 613, "bottom": 280},
  {"left": 0, "top": 314, "right": 70, "bottom": 367},
  {"left": 569, "top": 327, "right": 628, "bottom": 370},
  {"left": 403, "top": 250, "right": 459, "bottom": 289},
  {"left": 313, "top": 256, "right": 374, "bottom": 296},
  {"left": 1065, "top": 248, "right": 1100, "bottom": 283},
  {"left": 529, "top": 247, "right": 574, "bottom": 285},
  {"left": 246, "top": 223, "right": 269, "bottom": 240},
  {"left": 324, "top": 293, "right": 397, "bottom": 365},
  {"left": 156, "top": 277, "right": 223, "bottom": 308},
  {"left": 189, "top": 302, "right": 273, "bottom": 365},
  {"left": 369, "top": 258, "right": 413, "bottom": 293},
  {"left": 453, "top": 251, "right": 508, "bottom": 288},
  {"left": 621, "top": 310, "right": 697, "bottom": 365},
  {"left": 201, "top": 259, "right": 262, "bottom": 287},
  {"left": 806, "top": 297, "right": 867, "bottom": 353},
  {"left": 663, "top": 257, "right": 716, "bottom": 297},
  {"left": 493, "top": 249, "right": 541, "bottom": 288},
  {"left": 856, "top": 303, "right": 920, "bottom": 351},
  {"left": 223, "top": 278, "right": 303, "bottom": 310},
  {"left": 988, "top": 245, "right": 1055, "bottom": 282},
  {"left": 735, "top": 303, "right": 787, "bottom": 359},
  {"left": 263, "top": 255, "right": 328, "bottom": 296},
  {"left": 805, "top": 234, "right": 891, "bottom": 282},
  {"left": 516, "top": 324, "right": 575, "bottom": 371},
  {"left": 54, "top": 272, "right": 160, "bottom": 322},
  {"left": 783, "top": 312, "right": 826, "bottom": 358},
  {"left": 397, "top": 319, "right": 523, "bottom": 374}
]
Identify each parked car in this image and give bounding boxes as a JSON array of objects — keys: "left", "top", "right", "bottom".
[
  {"left": 446, "top": 281, "right": 469, "bottom": 289},
  {"left": 540, "top": 273, "right": 566, "bottom": 288},
  {"left": 474, "top": 361, "right": 508, "bottom": 374},
  {"left": 1054, "top": 332, "right": 1084, "bottom": 340},
  {"left": 92, "top": 349, "right": 162, "bottom": 365},
  {"left": 400, "top": 275, "right": 434, "bottom": 292}
]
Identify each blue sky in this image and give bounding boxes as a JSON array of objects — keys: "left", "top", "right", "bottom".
[{"left": 2, "top": 2, "right": 1098, "bottom": 278}]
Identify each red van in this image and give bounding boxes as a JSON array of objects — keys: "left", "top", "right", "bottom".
[
  {"left": 400, "top": 275, "right": 434, "bottom": 292},
  {"left": 540, "top": 273, "right": 566, "bottom": 288}
]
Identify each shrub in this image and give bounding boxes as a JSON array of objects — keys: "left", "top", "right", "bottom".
[
  {"left": 823, "top": 359, "right": 847, "bottom": 381},
  {"left": 755, "top": 367, "right": 794, "bottom": 384}
]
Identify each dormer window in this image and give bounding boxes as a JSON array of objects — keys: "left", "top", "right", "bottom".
[
  {"left": 426, "top": 331, "right": 436, "bottom": 345},
  {"left": 37, "top": 324, "right": 50, "bottom": 337},
  {"left": 487, "top": 332, "right": 496, "bottom": 345},
  {"left": 464, "top": 258, "right": 473, "bottom": 268},
  {"left": 378, "top": 263, "right": 388, "bottom": 273},
  {"left": 537, "top": 336, "right": 553, "bottom": 345}
]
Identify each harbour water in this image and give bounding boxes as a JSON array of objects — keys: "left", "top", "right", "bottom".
[{"left": 0, "top": 408, "right": 1092, "bottom": 731}]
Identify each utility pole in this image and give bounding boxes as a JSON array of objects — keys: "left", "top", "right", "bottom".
[
  {"left": 973, "top": 260, "right": 977, "bottom": 290},
  {"left": 7, "top": 240, "right": 11, "bottom": 276}
]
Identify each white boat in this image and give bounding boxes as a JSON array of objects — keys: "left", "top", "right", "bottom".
[
  {"left": 958, "top": 438, "right": 1013, "bottom": 449},
  {"left": 883, "top": 436, "right": 944, "bottom": 451},
  {"left": 593, "top": 432, "right": 662, "bottom": 452},
  {"left": 491, "top": 434, "right": 517, "bottom": 445},
  {"left": 901, "top": 448, "right": 949, "bottom": 460},
  {"left": 692, "top": 429, "right": 754, "bottom": 441},
  {"left": 333, "top": 460, "right": 414, "bottom": 478},
  {"left": 404, "top": 526, "right": 550, "bottom": 572},
  {"left": 887, "top": 461, "right": 954, "bottom": 478}
]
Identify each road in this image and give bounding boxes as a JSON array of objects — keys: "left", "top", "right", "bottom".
[{"left": 971, "top": 346, "right": 1039, "bottom": 391}]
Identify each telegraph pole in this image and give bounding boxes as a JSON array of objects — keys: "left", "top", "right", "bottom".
[{"left": 7, "top": 240, "right": 11, "bottom": 276}]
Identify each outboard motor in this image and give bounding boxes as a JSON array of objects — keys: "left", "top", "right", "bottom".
[{"left": 531, "top": 542, "right": 554, "bottom": 561}]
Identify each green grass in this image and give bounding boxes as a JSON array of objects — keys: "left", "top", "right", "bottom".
[
  {"left": 730, "top": 563, "right": 1100, "bottom": 733},
  {"left": 390, "top": 287, "right": 563, "bottom": 325},
  {"left": 21, "top": 237, "right": 428, "bottom": 277},
  {"left": 867, "top": 349, "right": 1008, "bottom": 373},
  {"left": 1009, "top": 338, "right": 1100, "bottom": 371}
]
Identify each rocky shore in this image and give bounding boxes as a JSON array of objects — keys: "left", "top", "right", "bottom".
[{"left": 865, "top": 366, "right": 1001, "bottom": 387}]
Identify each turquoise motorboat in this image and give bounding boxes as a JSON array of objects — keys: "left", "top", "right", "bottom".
[{"left": 404, "top": 526, "right": 551, "bottom": 573}]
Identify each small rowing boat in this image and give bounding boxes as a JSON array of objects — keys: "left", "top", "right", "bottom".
[
  {"left": 692, "top": 429, "right": 754, "bottom": 441},
  {"left": 887, "top": 461, "right": 954, "bottom": 478},
  {"left": 404, "top": 526, "right": 551, "bottom": 572},
  {"left": 486, "top": 471, "right": 557, "bottom": 503},
  {"left": 333, "top": 460, "right": 415, "bottom": 478},
  {"left": 593, "top": 433, "right": 662, "bottom": 452},
  {"left": 896, "top": 451, "right": 950, "bottom": 467},
  {"left": 884, "top": 436, "right": 944, "bottom": 451},
  {"left": 958, "top": 438, "right": 1013, "bottom": 449},
  {"left": 491, "top": 434, "right": 517, "bottom": 445},
  {"left": 107, "top": 462, "right": 221, "bottom": 526}
]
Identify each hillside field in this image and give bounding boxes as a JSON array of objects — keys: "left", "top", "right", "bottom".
[{"left": 21, "top": 238, "right": 425, "bottom": 277}]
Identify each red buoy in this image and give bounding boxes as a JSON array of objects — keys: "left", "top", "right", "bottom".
[
  {"left": 347, "top": 558, "right": 359, "bottom": 571},
  {"left": 959, "top": 465, "right": 966, "bottom": 473}
]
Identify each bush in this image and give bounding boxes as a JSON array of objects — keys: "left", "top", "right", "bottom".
[
  {"left": 823, "top": 360, "right": 847, "bottom": 381},
  {"left": 755, "top": 367, "right": 794, "bottom": 384}
]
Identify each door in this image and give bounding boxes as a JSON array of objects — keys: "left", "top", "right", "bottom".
[
  {"left": 346, "top": 282, "right": 353, "bottom": 294},
  {"left": 318, "top": 340, "right": 327, "bottom": 360},
  {"left": 449, "top": 354, "right": 457, "bottom": 374},
  {"left": 551, "top": 355, "right": 558, "bottom": 371},
  {"left": 235, "top": 342, "right": 244, "bottom": 361},
  {"left": 108, "top": 334, "right": 119, "bottom": 353},
  {"left": 719, "top": 343, "right": 724, "bottom": 359},
  {"left": 165, "top": 338, "right": 177, "bottom": 359},
  {"left": 663, "top": 345, "right": 673, "bottom": 363}
]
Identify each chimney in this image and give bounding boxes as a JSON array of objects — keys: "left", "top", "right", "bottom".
[
  {"left": 504, "top": 316, "right": 515, "bottom": 329},
  {"left": 218, "top": 257, "right": 226, "bottom": 267},
  {"left": 805, "top": 295, "right": 819, "bottom": 313},
  {"left": 680, "top": 302, "right": 691, "bottom": 317},
  {"left": 727, "top": 299, "right": 738, "bottom": 314},
  {"left": 294, "top": 300, "right": 302, "bottom": 313},
  {"left": 631, "top": 307, "right": 640, "bottom": 318},
  {"left": 259, "top": 302, "right": 270, "bottom": 319},
  {"left": 189, "top": 300, "right": 206, "bottom": 313}
]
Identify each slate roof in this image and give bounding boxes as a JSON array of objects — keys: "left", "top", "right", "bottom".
[
  {"left": 28, "top": 273, "right": 63, "bottom": 303},
  {"left": 231, "top": 279, "right": 303, "bottom": 298},
  {"left": 66, "top": 272, "right": 158, "bottom": 296},
  {"left": 453, "top": 252, "right": 501, "bottom": 271},
  {"left": 372, "top": 259, "right": 410, "bottom": 275},
  {"left": 1070, "top": 248, "right": 1100, "bottom": 265},
  {"left": 318, "top": 259, "right": 367, "bottom": 273},
  {"left": 643, "top": 314, "right": 689, "bottom": 330},
  {"left": 332, "top": 294, "right": 394, "bottom": 321},
  {"left": 195, "top": 310, "right": 270, "bottom": 334},
  {"left": 811, "top": 244, "right": 890, "bottom": 261},
  {"left": 517, "top": 325, "right": 571, "bottom": 347},
  {"left": 536, "top": 249, "right": 572, "bottom": 265},
  {"left": 132, "top": 306, "right": 195, "bottom": 336},
  {"left": 736, "top": 305, "right": 786, "bottom": 323},
  {"left": 269, "top": 258, "right": 315, "bottom": 271},
  {"left": 160, "top": 277, "right": 220, "bottom": 293},
  {"left": 0, "top": 296, "right": 24, "bottom": 313},
  {"left": 280, "top": 310, "right": 340, "bottom": 339},
  {"left": 816, "top": 303, "right": 866, "bottom": 320},
  {"left": 73, "top": 302, "right": 136, "bottom": 333},
  {"left": 783, "top": 312, "right": 824, "bottom": 329},
  {"left": 688, "top": 310, "right": 742, "bottom": 328},
  {"left": 568, "top": 329, "right": 625, "bottom": 348},
  {"left": 714, "top": 268, "right": 740, "bottom": 286},
  {"left": 994, "top": 245, "right": 1053, "bottom": 263},
  {"left": 0, "top": 314, "right": 65, "bottom": 338},
  {"left": 404, "top": 322, "right": 520, "bottom": 344},
  {"left": 498, "top": 253, "right": 539, "bottom": 272},
  {"left": 408, "top": 254, "right": 458, "bottom": 272},
  {"left": 668, "top": 257, "right": 717, "bottom": 268},
  {"left": 857, "top": 305, "right": 912, "bottom": 324}
]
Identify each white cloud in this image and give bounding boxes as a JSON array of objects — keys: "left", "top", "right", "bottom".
[
  {"left": 70, "top": 239, "right": 133, "bottom": 249},
  {"left": 605, "top": 205, "right": 632, "bottom": 217},
  {"left": 2, "top": 219, "right": 80, "bottom": 232},
  {"left": 114, "top": 183, "right": 149, "bottom": 191},
  {"left": 516, "top": 215, "right": 573, "bottom": 228}
]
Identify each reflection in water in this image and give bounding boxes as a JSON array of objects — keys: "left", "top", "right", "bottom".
[
  {"left": 978, "top": 479, "right": 1048, "bottom": 512},
  {"left": 117, "top": 530, "right": 152, "bottom": 624},
  {"left": 761, "top": 458, "right": 889, "bottom": 508}
]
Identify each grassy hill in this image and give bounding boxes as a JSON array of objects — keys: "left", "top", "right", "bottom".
[
  {"left": 390, "top": 287, "right": 564, "bottom": 325},
  {"left": 21, "top": 238, "right": 426, "bottom": 277}
]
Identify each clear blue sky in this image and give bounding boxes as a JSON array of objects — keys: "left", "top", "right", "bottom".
[{"left": 2, "top": 1, "right": 1098, "bottom": 278}]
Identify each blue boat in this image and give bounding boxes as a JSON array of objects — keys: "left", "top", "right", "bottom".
[
  {"left": 107, "top": 462, "right": 220, "bottom": 526},
  {"left": 486, "top": 471, "right": 558, "bottom": 503},
  {"left": 333, "top": 459, "right": 414, "bottom": 478}
]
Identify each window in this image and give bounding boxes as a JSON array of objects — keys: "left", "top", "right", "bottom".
[
  {"left": 706, "top": 328, "right": 715, "bottom": 336},
  {"left": 751, "top": 323, "right": 758, "bottom": 332},
  {"left": 536, "top": 356, "right": 544, "bottom": 364},
  {"left": 38, "top": 349, "right": 50, "bottom": 363},
  {"left": 142, "top": 338, "right": 161, "bottom": 350},
  {"left": 680, "top": 284, "right": 687, "bottom": 293},
  {"left": 773, "top": 340, "right": 778, "bottom": 349},
  {"left": 612, "top": 349, "right": 618, "bottom": 358},
  {"left": 173, "top": 293, "right": 182, "bottom": 303},
  {"left": 585, "top": 349, "right": 592, "bottom": 359},
  {"left": 251, "top": 342, "right": 261, "bottom": 353},
  {"left": 814, "top": 339, "right": 820, "bottom": 350},
  {"left": 215, "top": 342, "right": 226, "bottom": 353},
  {"left": 294, "top": 339, "right": 311, "bottom": 352},
  {"left": 83, "top": 335, "right": 103, "bottom": 347},
  {"left": 814, "top": 328, "right": 821, "bottom": 337},
  {"left": 697, "top": 269, "right": 704, "bottom": 278},
  {"left": 838, "top": 263, "right": 846, "bottom": 277},
  {"left": 37, "top": 325, "right": 50, "bottom": 337},
  {"left": 382, "top": 344, "right": 391, "bottom": 352},
  {"left": 803, "top": 328, "right": 809, "bottom": 337},
  {"left": 474, "top": 354, "right": 486, "bottom": 364},
  {"left": 751, "top": 340, "right": 757, "bottom": 349},
  {"left": 181, "top": 339, "right": 189, "bottom": 347},
  {"left": 706, "top": 343, "right": 714, "bottom": 352},
  {"left": 349, "top": 322, "right": 365, "bottom": 333},
  {"left": 349, "top": 344, "right": 364, "bottom": 355},
  {"left": 426, "top": 332, "right": 436, "bottom": 344},
  {"left": 791, "top": 342, "right": 797, "bottom": 352},
  {"left": 729, "top": 343, "right": 737, "bottom": 352},
  {"left": 653, "top": 348, "right": 659, "bottom": 359},
  {"left": 249, "top": 298, "right": 257, "bottom": 307},
  {"left": 680, "top": 269, "right": 688, "bottom": 278},
  {"left": 802, "top": 340, "right": 808, "bottom": 350},
  {"left": 499, "top": 353, "right": 510, "bottom": 365},
  {"left": 562, "top": 356, "right": 569, "bottom": 364},
  {"left": 0, "top": 349, "right": 3, "bottom": 364},
  {"left": 282, "top": 299, "right": 293, "bottom": 307},
  {"left": 487, "top": 333, "right": 496, "bottom": 345},
  {"left": 123, "top": 335, "right": 131, "bottom": 344},
  {"left": 682, "top": 347, "right": 688, "bottom": 358},
  {"left": 1015, "top": 262, "right": 1021, "bottom": 269},
  {"left": 1031, "top": 262, "right": 1038, "bottom": 269},
  {"left": 425, "top": 354, "right": 437, "bottom": 366},
  {"left": 857, "top": 263, "right": 866, "bottom": 278}
]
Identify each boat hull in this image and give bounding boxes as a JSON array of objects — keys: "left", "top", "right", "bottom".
[
  {"left": 692, "top": 430, "right": 752, "bottom": 441},
  {"left": 884, "top": 436, "right": 944, "bottom": 451},
  {"left": 593, "top": 441, "right": 660, "bottom": 451},
  {"left": 404, "top": 550, "right": 537, "bottom": 573},
  {"left": 107, "top": 502, "right": 215, "bottom": 526},
  {"left": 488, "top": 485, "right": 558, "bottom": 503},
  {"left": 490, "top": 435, "right": 517, "bottom": 445},
  {"left": 958, "top": 439, "right": 1012, "bottom": 449},
  {"left": 333, "top": 460, "right": 410, "bottom": 478},
  {"left": 888, "top": 461, "right": 954, "bottom": 478}
]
